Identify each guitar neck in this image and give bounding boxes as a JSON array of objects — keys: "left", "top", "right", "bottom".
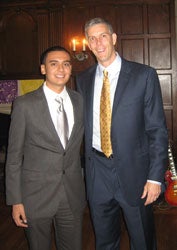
[{"left": 168, "top": 144, "right": 177, "bottom": 178}]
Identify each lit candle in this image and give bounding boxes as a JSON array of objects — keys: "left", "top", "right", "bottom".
[
  {"left": 72, "top": 39, "right": 76, "bottom": 51},
  {"left": 82, "top": 39, "right": 86, "bottom": 51}
]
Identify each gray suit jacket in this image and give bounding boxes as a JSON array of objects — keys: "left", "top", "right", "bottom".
[{"left": 6, "top": 85, "right": 86, "bottom": 219}]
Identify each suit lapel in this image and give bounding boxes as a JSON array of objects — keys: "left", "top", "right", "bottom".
[
  {"left": 66, "top": 89, "right": 77, "bottom": 147},
  {"left": 65, "top": 88, "right": 83, "bottom": 149},
  {"left": 85, "top": 66, "right": 97, "bottom": 132},
  {"left": 35, "top": 86, "right": 64, "bottom": 148},
  {"left": 112, "top": 59, "right": 131, "bottom": 116}
]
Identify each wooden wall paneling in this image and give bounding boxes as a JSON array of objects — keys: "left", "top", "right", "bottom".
[
  {"left": 116, "top": 4, "right": 146, "bottom": 63},
  {"left": 147, "top": 2, "right": 174, "bottom": 145},
  {"left": 117, "top": 3, "right": 145, "bottom": 63},
  {"left": 37, "top": 9, "right": 50, "bottom": 69},
  {"left": 49, "top": 8, "right": 63, "bottom": 47},
  {"left": 119, "top": 4, "right": 144, "bottom": 35},
  {"left": 148, "top": 4, "right": 170, "bottom": 34},
  {"left": 93, "top": 3, "right": 117, "bottom": 32},
  {"left": 121, "top": 38, "right": 144, "bottom": 64},
  {"left": 149, "top": 38, "right": 171, "bottom": 69},
  {"left": 159, "top": 74, "right": 172, "bottom": 106},
  {"left": 159, "top": 73, "right": 173, "bottom": 139},
  {"left": 0, "top": 12, "right": 5, "bottom": 76},
  {"left": 0, "top": 10, "right": 38, "bottom": 79}
]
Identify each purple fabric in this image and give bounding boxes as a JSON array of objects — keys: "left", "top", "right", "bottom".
[{"left": 0, "top": 80, "right": 18, "bottom": 104}]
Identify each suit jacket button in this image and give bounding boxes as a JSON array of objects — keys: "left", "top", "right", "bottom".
[{"left": 63, "top": 170, "right": 65, "bottom": 174}]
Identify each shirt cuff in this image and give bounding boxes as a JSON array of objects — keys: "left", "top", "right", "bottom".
[{"left": 147, "top": 180, "right": 161, "bottom": 185}]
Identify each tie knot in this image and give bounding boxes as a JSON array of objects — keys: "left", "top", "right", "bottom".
[
  {"left": 55, "top": 96, "right": 64, "bottom": 112},
  {"left": 55, "top": 96, "right": 63, "bottom": 104},
  {"left": 103, "top": 69, "right": 108, "bottom": 78}
]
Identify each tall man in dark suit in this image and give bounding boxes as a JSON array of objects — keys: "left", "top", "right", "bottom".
[
  {"left": 76, "top": 18, "right": 168, "bottom": 250},
  {"left": 6, "top": 46, "right": 86, "bottom": 250}
]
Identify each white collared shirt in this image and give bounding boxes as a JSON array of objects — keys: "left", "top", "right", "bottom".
[
  {"left": 43, "top": 83, "right": 74, "bottom": 137},
  {"left": 92, "top": 52, "right": 122, "bottom": 151}
]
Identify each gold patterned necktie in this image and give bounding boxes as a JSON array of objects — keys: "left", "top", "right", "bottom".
[
  {"left": 100, "top": 69, "right": 113, "bottom": 158},
  {"left": 55, "top": 96, "right": 69, "bottom": 148}
]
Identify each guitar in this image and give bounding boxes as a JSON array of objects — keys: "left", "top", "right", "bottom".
[{"left": 165, "top": 143, "right": 177, "bottom": 206}]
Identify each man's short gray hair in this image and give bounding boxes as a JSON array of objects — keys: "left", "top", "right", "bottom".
[{"left": 84, "top": 17, "right": 114, "bottom": 38}]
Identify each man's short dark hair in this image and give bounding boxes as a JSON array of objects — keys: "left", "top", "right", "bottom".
[{"left": 40, "top": 46, "right": 71, "bottom": 65}]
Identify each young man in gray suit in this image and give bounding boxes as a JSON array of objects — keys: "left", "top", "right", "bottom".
[
  {"left": 6, "top": 46, "right": 86, "bottom": 250},
  {"left": 76, "top": 18, "right": 168, "bottom": 250}
]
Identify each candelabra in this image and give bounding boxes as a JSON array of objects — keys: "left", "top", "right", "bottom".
[{"left": 71, "top": 38, "right": 88, "bottom": 61}]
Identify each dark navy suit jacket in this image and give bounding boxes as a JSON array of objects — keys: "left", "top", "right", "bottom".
[{"left": 76, "top": 58, "right": 168, "bottom": 206}]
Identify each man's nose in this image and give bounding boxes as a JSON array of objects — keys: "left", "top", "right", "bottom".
[
  {"left": 57, "top": 64, "right": 64, "bottom": 71},
  {"left": 96, "top": 37, "right": 102, "bottom": 45}
]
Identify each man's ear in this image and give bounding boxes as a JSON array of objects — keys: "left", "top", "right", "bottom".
[
  {"left": 40, "top": 64, "right": 46, "bottom": 75},
  {"left": 112, "top": 33, "right": 117, "bottom": 46}
]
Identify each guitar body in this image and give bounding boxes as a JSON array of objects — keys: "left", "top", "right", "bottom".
[
  {"left": 165, "top": 170, "right": 172, "bottom": 183},
  {"left": 165, "top": 179, "right": 177, "bottom": 206},
  {"left": 164, "top": 142, "right": 177, "bottom": 206}
]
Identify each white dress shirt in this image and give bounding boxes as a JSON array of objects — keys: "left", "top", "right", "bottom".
[
  {"left": 92, "top": 52, "right": 121, "bottom": 151},
  {"left": 43, "top": 83, "right": 74, "bottom": 138}
]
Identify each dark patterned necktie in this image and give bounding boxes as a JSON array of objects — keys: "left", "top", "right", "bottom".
[
  {"left": 100, "top": 70, "right": 113, "bottom": 157},
  {"left": 55, "top": 96, "right": 69, "bottom": 148}
]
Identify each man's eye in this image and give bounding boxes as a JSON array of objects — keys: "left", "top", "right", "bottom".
[
  {"left": 64, "top": 62, "right": 71, "bottom": 67},
  {"left": 101, "top": 33, "right": 107, "bottom": 38},
  {"left": 89, "top": 37, "right": 96, "bottom": 42},
  {"left": 51, "top": 63, "right": 56, "bottom": 66}
]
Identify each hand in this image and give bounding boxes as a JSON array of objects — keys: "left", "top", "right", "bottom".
[
  {"left": 12, "top": 204, "right": 28, "bottom": 227},
  {"left": 141, "top": 182, "right": 161, "bottom": 206}
]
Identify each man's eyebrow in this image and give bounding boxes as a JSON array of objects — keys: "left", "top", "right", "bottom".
[
  {"left": 49, "top": 59, "right": 58, "bottom": 62},
  {"left": 48, "top": 59, "right": 71, "bottom": 63},
  {"left": 88, "top": 32, "right": 110, "bottom": 38},
  {"left": 63, "top": 60, "right": 71, "bottom": 63}
]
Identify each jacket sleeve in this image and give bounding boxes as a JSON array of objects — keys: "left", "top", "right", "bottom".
[{"left": 6, "top": 98, "right": 26, "bottom": 205}]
